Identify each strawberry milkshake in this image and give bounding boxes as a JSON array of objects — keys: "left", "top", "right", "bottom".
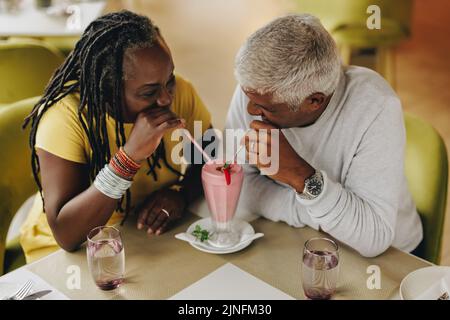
[{"left": 201, "top": 160, "right": 244, "bottom": 248}]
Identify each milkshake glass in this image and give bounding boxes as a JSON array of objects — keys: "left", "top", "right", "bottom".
[{"left": 201, "top": 160, "right": 244, "bottom": 248}]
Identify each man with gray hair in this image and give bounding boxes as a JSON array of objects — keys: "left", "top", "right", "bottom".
[{"left": 226, "top": 14, "right": 422, "bottom": 257}]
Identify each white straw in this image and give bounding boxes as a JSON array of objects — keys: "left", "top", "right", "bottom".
[
  {"left": 232, "top": 128, "right": 251, "bottom": 163},
  {"left": 232, "top": 144, "right": 245, "bottom": 163},
  {"left": 183, "top": 130, "right": 212, "bottom": 163}
]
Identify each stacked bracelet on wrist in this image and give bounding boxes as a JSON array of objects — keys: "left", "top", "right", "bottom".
[
  {"left": 94, "top": 147, "right": 141, "bottom": 199},
  {"left": 109, "top": 147, "right": 141, "bottom": 180}
]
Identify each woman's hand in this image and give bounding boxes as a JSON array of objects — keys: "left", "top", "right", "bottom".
[
  {"left": 124, "top": 107, "right": 185, "bottom": 163},
  {"left": 136, "top": 188, "right": 186, "bottom": 235}
]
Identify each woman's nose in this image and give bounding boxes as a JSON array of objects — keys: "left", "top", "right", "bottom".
[
  {"left": 247, "top": 101, "right": 263, "bottom": 116},
  {"left": 156, "top": 86, "right": 173, "bottom": 107}
]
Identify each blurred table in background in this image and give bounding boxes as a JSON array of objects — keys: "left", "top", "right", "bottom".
[{"left": 0, "top": 0, "right": 106, "bottom": 37}]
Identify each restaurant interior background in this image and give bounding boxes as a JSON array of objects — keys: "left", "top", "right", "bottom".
[{"left": 1, "top": 0, "right": 449, "bottom": 271}]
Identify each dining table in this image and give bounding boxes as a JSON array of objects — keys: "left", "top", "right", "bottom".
[{"left": 0, "top": 198, "right": 432, "bottom": 300}]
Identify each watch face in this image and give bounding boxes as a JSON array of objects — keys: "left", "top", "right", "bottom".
[{"left": 307, "top": 179, "right": 323, "bottom": 196}]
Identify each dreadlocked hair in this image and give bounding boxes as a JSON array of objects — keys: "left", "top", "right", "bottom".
[{"left": 23, "top": 10, "right": 183, "bottom": 224}]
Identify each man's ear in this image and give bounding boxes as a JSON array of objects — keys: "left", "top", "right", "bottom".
[{"left": 306, "top": 93, "right": 327, "bottom": 110}]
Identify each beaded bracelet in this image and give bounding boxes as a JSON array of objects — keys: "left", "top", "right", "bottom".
[
  {"left": 108, "top": 147, "right": 142, "bottom": 180},
  {"left": 116, "top": 147, "right": 141, "bottom": 171},
  {"left": 109, "top": 156, "right": 135, "bottom": 180}
]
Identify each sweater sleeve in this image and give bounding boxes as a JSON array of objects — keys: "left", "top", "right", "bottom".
[{"left": 296, "top": 97, "right": 405, "bottom": 257}]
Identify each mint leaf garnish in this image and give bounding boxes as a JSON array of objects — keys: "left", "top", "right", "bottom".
[{"left": 192, "top": 225, "right": 210, "bottom": 242}]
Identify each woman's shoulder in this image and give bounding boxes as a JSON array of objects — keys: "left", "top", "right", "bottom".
[
  {"left": 40, "top": 92, "right": 81, "bottom": 123},
  {"left": 36, "top": 92, "right": 85, "bottom": 141},
  {"left": 35, "top": 92, "right": 89, "bottom": 164}
]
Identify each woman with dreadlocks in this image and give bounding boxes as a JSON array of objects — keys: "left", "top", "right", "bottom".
[{"left": 20, "top": 10, "right": 212, "bottom": 263}]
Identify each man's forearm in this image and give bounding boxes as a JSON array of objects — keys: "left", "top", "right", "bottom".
[
  {"left": 242, "top": 167, "right": 395, "bottom": 257},
  {"left": 295, "top": 171, "right": 395, "bottom": 257},
  {"left": 239, "top": 165, "right": 307, "bottom": 227}
]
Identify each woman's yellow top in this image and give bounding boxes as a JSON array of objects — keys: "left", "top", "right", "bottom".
[{"left": 20, "top": 75, "right": 211, "bottom": 263}]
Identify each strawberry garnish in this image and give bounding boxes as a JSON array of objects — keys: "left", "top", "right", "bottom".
[
  {"left": 224, "top": 167, "right": 231, "bottom": 185},
  {"left": 222, "top": 162, "right": 232, "bottom": 185}
]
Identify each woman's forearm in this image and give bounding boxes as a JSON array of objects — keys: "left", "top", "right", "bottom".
[
  {"left": 38, "top": 147, "right": 140, "bottom": 251},
  {"left": 47, "top": 185, "right": 119, "bottom": 251}
]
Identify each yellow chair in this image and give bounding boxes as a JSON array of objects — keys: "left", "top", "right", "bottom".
[
  {"left": 41, "top": 36, "right": 79, "bottom": 56},
  {"left": 296, "top": 0, "right": 413, "bottom": 87},
  {"left": 0, "top": 39, "right": 64, "bottom": 105},
  {"left": 404, "top": 112, "right": 448, "bottom": 264},
  {"left": 8, "top": 36, "right": 79, "bottom": 57},
  {"left": 0, "top": 97, "right": 39, "bottom": 275}
]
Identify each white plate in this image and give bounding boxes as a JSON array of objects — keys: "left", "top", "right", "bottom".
[
  {"left": 399, "top": 266, "right": 450, "bottom": 300},
  {"left": 186, "top": 218, "right": 256, "bottom": 254}
]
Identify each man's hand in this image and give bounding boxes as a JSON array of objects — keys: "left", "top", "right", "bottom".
[
  {"left": 136, "top": 188, "right": 186, "bottom": 235},
  {"left": 244, "top": 120, "right": 315, "bottom": 193}
]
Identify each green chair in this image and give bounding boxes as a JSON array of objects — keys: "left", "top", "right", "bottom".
[
  {"left": 296, "top": 0, "right": 413, "bottom": 87},
  {"left": 0, "top": 97, "right": 40, "bottom": 275},
  {"left": 404, "top": 112, "right": 448, "bottom": 264},
  {"left": 0, "top": 39, "right": 64, "bottom": 105}
]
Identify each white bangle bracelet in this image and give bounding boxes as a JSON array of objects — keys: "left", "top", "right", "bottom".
[{"left": 94, "top": 164, "right": 133, "bottom": 199}]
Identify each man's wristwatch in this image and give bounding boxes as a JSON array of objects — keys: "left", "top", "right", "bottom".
[{"left": 296, "top": 170, "right": 324, "bottom": 200}]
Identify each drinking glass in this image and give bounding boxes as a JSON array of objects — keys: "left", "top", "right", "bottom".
[
  {"left": 201, "top": 160, "right": 244, "bottom": 248},
  {"left": 87, "top": 226, "right": 125, "bottom": 290},
  {"left": 302, "top": 237, "right": 339, "bottom": 300}
]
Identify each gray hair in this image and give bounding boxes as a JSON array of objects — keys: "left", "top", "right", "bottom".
[{"left": 235, "top": 14, "right": 341, "bottom": 111}]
